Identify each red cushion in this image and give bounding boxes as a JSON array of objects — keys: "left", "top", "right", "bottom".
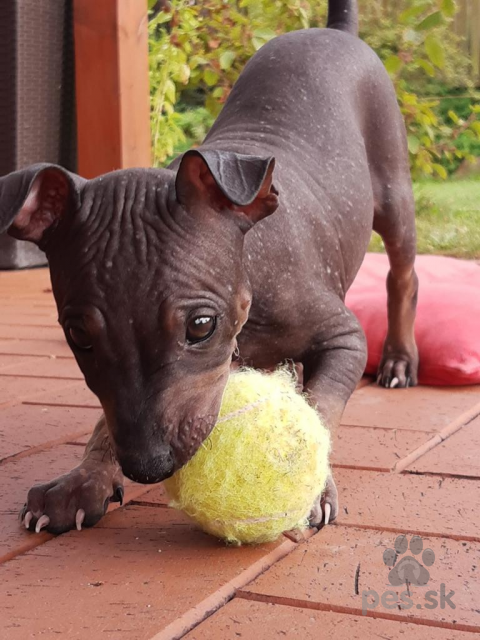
[{"left": 346, "top": 254, "right": 480, "bottom": 386}]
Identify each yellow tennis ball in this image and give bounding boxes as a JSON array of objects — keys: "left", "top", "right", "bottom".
[{"left": 163, "top": 368, "right": 331, "bottom": 545}]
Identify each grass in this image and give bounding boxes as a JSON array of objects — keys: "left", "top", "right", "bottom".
[{"left": 369, "top": 177, "right": 480, "bottom": 259}]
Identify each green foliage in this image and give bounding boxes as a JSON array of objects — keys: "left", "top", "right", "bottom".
[
  {"left": 362, "top": 0, "right": 479, "bottom": 179},
  {"left": 435, "top": 91, "right": 480, "bottom": 172},
  {"left": 149, "top": 0, "right": 480, "bottom": 177},
  {"left": 149, "top": 0, "right": 322, "bottom": 164}
]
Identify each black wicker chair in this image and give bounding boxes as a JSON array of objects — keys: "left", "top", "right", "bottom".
[{"left": 0, "top": 0, "right": 76, "bottom": 269}]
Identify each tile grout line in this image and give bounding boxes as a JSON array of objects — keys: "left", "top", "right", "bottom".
[
  {"left": 0, "top": 323, "right": 58, "bottom": 328},
  {"left": 0, "top": 430, "right": 93, "bottom": 465},
  {"left": 0, "top": 352, "right": 74, "bottom": 360},
  {"left": 402, "top": 469, "right": 480, "bottom": 481},
  {"left": 0, "top": 336, "right": 68, "bottom": 344},
  {"left": 333, "top": 463, "right": 479, "bottom": 478},
  {"left": 0, "top": 533, "right": 54, "bottom": 564},
  {"left": 22, "top": 401, "right": 101, "bottom": 410},
  {"left": 0, "top": 373, "right": 83, "bottom": 381},
  {"left": 0, "top": 379, "right": 89, "bottom": 411},
  {"left": 235, "top": 591, "right": 480, "bottom": 634},
  {"left": 339, "top": 422, "right": 437, "bottom": 434},
  {"left": 128, "top": 500, "right": 170, "bottom": 509},
  {"left": 392, "top": 401, "right": 480, "bottom": 473},
  {"left": 333, "top": 463, "right": 391, "bottom": 473},
  {"left": 146, "top": 539, "right": 298, "bottom": 640},
  {"left": 331, "top": 521, "right": 480, "bottom": 543}
]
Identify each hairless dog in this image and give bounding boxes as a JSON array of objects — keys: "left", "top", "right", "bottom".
[{"left": 0, "top": 0, "right": 418, "bottom": 534}]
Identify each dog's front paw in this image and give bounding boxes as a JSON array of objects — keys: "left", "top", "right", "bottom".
[
  {"left": 20, "top": 462, "right": 124, "bottom": 535},
  {"left": 309, "top": 473, "right": 338, "bottom": 528}
]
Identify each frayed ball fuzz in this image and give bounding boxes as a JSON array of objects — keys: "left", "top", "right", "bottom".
[{"left": 163, "top": 369, "right": 331, "bottom": 545}]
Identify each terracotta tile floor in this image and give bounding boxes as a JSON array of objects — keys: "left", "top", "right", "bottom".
[{"left": 1, "top": 268, "right": 479, "bottom": 640}]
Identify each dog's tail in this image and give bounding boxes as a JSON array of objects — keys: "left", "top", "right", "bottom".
[{"left": 326, "top": 0, "right": 358, "bottom": 36}]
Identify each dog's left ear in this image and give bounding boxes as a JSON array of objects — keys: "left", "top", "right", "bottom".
[
  {"left": 0, "top": 164, "right": 84, "bottom": 245},
  {"left": 175, "top": 150, "right": 278, "bottom": 226}
]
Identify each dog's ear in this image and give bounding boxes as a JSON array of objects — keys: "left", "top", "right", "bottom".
[
  {"left": 175, "top": 150, "right": 278, "bottom": 227},
  {"left": 0, "top": 164, "right": 84, "bottom": 245}
]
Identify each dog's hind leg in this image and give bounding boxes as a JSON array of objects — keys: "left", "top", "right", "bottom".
[
  {"left": 370, "top": 157, "right": 419, "bottom": 388},
  {"left": 361, "top": 63, "right": 420, "bottom": 389}
]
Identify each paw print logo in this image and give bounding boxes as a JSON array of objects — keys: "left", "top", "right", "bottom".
[{"left": 383, "top": 535, "right": 435, "bottom": 586}]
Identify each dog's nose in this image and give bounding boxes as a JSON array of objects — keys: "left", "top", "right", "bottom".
[{"left": 117, "top": 445, "right": 174, "bottom": 484}]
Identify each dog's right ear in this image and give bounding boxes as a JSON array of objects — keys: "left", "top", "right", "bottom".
[{"left": 0, "top": 164, "right": 85, "bottom": 245}]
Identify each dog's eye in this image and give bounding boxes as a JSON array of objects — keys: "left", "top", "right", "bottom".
[
  {"left": 68, "top": 326, "right": 92, "bottom": 351},
  {"left": 186, "top": 316, "right": 216, "bottom": 344}
]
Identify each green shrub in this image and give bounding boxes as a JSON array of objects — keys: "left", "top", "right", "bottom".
[
  {"left": 149, "top": 0, "right": 480, "bottom": 176},
  {"left": 434, "top": 91, "right": 480, "bottom": 172}
]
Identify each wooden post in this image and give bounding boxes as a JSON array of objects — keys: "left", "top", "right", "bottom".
[{"left": 73, "top": 0, "right": 151, "bottom": 178}]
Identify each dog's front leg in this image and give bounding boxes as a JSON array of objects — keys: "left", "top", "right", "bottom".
[
  {"left": 302, "top": 303, "right": 367, "bottom": 527},
  {"left": 21, "top": 416, "right": 124, "bottom": 534}
]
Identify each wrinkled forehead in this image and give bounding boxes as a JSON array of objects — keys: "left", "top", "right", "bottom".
[
  {"left": 47, "top": 169, "right": 242, "bottom": 308},
  {"left": 74, "top": 168, "right": 173, "bottom": 255}
]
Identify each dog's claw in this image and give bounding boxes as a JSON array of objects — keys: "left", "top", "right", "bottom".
[
  {"left": 113, "top": 486, "right": 124, "bottom": 505},
  {"left": 75, "top": 509, "right": 86, "bottom": 531},
  {"left": 24, "top": 511, "right": 33, "bottom": 529},
  {"left": 309, "top": 475, "right": 338, "bottom": 529},
  {"left": 324, "top": 503, "right": 331, "bottom": 526},
  {"left": 35, "top": 515, "right": 50, "bottom": 533},
  {"left": 390, "top": 377, "right": 399, "bottom": 389}
]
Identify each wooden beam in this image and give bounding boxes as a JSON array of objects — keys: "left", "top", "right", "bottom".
[{"left": 73, "top": 0, "right": 151, "bottom": 178}]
